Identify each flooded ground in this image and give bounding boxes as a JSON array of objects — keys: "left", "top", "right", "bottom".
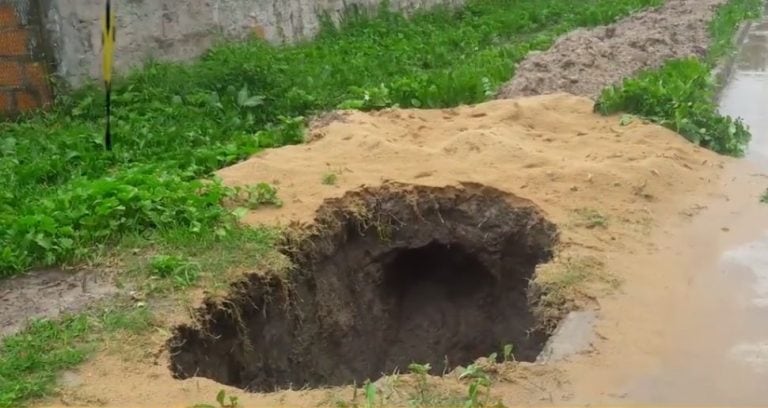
[{"left": 599, "top": 10, "right": 768, "bottom": 404}]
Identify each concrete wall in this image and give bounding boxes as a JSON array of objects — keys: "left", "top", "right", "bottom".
[
  {"left": 41, "top": 0, "right": 464, "bottom": 88},
  {"left": 0, "top": 0, "right": 53, "bottom": 117}
]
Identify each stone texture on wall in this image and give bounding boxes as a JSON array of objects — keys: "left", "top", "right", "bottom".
[
  {"left": 42, "top": 0, "right": 464, "bottom": 88},
  {"left": 0, "top": 0, "right": 52, "bottom": 117}
]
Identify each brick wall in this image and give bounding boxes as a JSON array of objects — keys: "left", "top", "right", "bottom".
[{"left": 0, "top": 0, "right": 52, "bottom": 118}]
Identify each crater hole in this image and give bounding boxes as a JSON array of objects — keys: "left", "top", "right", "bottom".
[{"left": 168, "top": 183, "right": 559, "bottom": 392}]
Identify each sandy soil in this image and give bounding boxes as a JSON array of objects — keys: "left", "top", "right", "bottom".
[
  {"left": 37, "top": 93, "right": 740, "bottom": 408},
  {"left": 496, "top": 0, "right": 728, "bottom": 99}
]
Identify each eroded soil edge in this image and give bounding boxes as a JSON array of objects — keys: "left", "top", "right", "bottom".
[{"left": 169, "top": 182, "right": 559, "bottom": 391}]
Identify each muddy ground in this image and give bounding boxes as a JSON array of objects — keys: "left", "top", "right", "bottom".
[{"left": 497, "top": 0, "right": 728, "bottom": 99}]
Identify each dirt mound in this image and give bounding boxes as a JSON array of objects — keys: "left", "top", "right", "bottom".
[
  {"left": 495, "top": 0, "right": 727, "bottom": 99},
  {"left": 45, "top": 94, "right": 728, "bottom": 407},
  {"left": 169, "top": 183, "right": 558, "bottom": 391},
  {"left": 219, "top": 93, "right": 720, "bottom": 235},
  {"left": 171, "top": 92, "right": 725, "bottom": 394}
]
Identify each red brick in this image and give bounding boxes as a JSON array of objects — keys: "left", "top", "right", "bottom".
[
  {"left": 15, "top": 90, "right": 37, "bottom": 112},
  {"left": 0, "top": 61, "right": 22, "bottom": 87},
  {"left": 0, "top": 5, "right": 18, "bottom": 28},
  {"left": 0, "top": 91, "right": 11, "bottom": 113},
  {"left": 0, "top": 28, "right": 27, "bottom": 56},
  {"left": 24, "top": 62, "right": 51, "bottom": 105}
]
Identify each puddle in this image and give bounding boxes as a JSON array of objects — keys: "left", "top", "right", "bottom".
[
  {"left": 614, "top": 10, "right": 768, "bottom": 405},
  {"left": 729, "top": 341, "right": 768, "bottom": 373},
  {"left": 721, "top": 234, "right": 768, "bottom": 308}
]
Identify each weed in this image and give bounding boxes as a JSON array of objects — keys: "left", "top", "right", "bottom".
[
  {"left": 0, "top": 306, "right": 156, "bottom": 408},
  {"left": 191, "top": 389, "right": 240, "bottom": 408},
  {"left": 408, "top": 363, "right": 432, "bottom": 405},
  {"left": 0, "top": 0, "right": 662, "bottom": 277},
  {"left": 502, "top": 344, "right": 515, "bottom": 363},
  {"left": 594, "top": 0, "right": 762, "bottom": 156},
  {"left": 573, "top": 208, "right": 608, "bottom": 229},
  {"left": 119, "top": 226, "right": 280, "bottom": 296},
  {"left": 364, "top": 379, "right": 378, "bottom": 408},
  {"left": 594, "top": 58, "right": 750, "bottom": 155},
  {"left": 149, "top": 254, "right": 201, "bottom": 288},
  {"left": 459, "top": 364, "right": 497, "bottom": 408},
  {"left": 761, "top": 189, "right": 768, "bottom": 204},
  {"left": 322, "top": 172, "right": 339, "bottom": 186},
  {"left": 241, "top": 183, "right": 283, "bottom": 208}
]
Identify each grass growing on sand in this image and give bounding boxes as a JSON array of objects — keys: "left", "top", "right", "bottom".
[
  {"left": 0, "top": 0, "right": 662, "bottom": 277},
  {"left": 0, "top": 307, "right": 155, "bottom": 408},
  {"left": 594, "top": 0, "right": 762, "bottom": 156}
]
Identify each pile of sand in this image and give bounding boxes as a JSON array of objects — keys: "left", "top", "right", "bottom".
[
  {"left": 496, "top": 0, "right": 727, "bottom": 99},
  {"left": 220, "top": 93, "right": 722, "bottom": 258}
]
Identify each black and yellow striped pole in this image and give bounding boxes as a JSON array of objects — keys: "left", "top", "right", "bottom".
[{"left": 101, "top": 0, "right": 116, "bottom": 151}]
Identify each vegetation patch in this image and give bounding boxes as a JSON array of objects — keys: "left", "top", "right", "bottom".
[
  {"left": 0, "top": 305, "right": 156, "bottom": 408},
  {"left": 594, "top": 0, "right": 763, "bottom": 156},
  {"left": 0, "top": 0, "right": 661, "bottom": 277}
]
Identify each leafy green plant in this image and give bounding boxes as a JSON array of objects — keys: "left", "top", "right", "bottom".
[
  {"left": 459, "top": 364, "right": 493, "bottom": 408},
  {"left": 408, "top": 362, "right": 432, "bottom": 405},
  {"left": 594, "top": 0, "right": 762, "bottom": 157},
  {"left": 364, "top": 379, "right": 378, "bottom": 408},
  {"left": 191, "top": 389, "right": 240, "bottom": 408},
  {"left": 241, "top": 183, "right": 283, "bottom": 208},
  {"left": 760, "top": 189, "right": 768, "bottom": 204},
  {"left": 594, "top": 58, "right": 750, "bottom": 155},
  {"left": 573, "top": 208, "right": 608, "bottom": 229},
  {"left": 502, "top": 344, "right": 515, "bottom": 363},
  {"left": 149, "top": 254, "right": 201, "bottom": 288}
]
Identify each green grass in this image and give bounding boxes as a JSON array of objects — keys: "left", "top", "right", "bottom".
[
  {"left": 0, "top": 0, "right": 662, "bottom": 277},
  {"left": 594, "top": 0, "right": 762, "bottom": 156},
  {"left": 119, "top": 226, "right": 280, "bottom": 295},
  {"left": 0, "top": 306, "right": 155, "bottom": 408}
]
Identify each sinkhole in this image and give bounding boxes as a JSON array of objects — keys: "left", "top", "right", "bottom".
[{"left": 168, "top": 182, "right": 559, "bottom": 392}]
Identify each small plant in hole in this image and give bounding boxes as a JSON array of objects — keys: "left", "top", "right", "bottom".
[
  {"left": 761, "top": 189, "right": 768, "bottom": 204},
  {"left": 459, "top": 364, "right": 494, "bottom": 408},
  {"left": 407, "top": 363, "right": 432, "bottom": 406},
  {"left": 364, "top": 379, "right": 378, "bottom": 408},
  {"left": 149, "top": 254, "right": 200, "bottom": 288},
  {"left": 502, "top": 344, "right": 515, "bottom": 363}
]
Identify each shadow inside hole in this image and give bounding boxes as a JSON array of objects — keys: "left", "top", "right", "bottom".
[
  {"left": 378, "top": 241, "right": 508, "bottom": 373},
  {"left": 168, "top": 184, "right": 558, "bottom": 392}
]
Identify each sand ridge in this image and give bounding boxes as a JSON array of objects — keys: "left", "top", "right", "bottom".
[{"left": 219, "top": 93, "right": 723, "bottom": 259}]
